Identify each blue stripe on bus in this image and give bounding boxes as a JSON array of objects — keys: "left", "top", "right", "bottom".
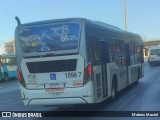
[{"left": 1, "top": 71, "right": 17, "bottom": 79}]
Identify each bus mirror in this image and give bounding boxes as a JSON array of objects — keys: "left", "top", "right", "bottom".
[{"left": 15, "top": 16, "right": 21, "bottom": 25}]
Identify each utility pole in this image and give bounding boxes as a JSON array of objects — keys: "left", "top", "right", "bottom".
[{"left": 124, "top": 0, "right": 128, "bottom": 31}]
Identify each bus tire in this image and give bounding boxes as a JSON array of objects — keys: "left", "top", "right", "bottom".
[
  {"left": 134, "top": 80, "right": 139, "bottom": 85},
  {"left": 111, "top": 76, "right": 117, "bottom": 101},
  {"left": 4, "top": 73, "right": 9, "bottom": 81},
  {"left": 134, "top": 67, "right": 140, "bottom": 85}
]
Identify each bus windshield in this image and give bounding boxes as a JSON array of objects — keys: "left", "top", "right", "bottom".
[
  {"left": 0, "top": 57, "right": 16, "bottom": 65},
  {"left": 151, "top": 49, "right": 160, "bottom": 55},
  {"left": 18, "top": 23, "right": 80, "bottom": 53}
]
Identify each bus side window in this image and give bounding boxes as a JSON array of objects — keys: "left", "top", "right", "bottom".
[
  {"left": 130, "top": 42, "right": 141, "bottom": 64},
  {"left": 136, "top": 43, "right": 141, "bottom": 63},
  {"left": 110, "top": 39, "right": 116, "bottom": 62},
  {"left": 90, "top": 36, "right": 100, "bottom": 61},
  {"left": 141, "top": 46, "right": 144, "bottom": 63},
  {"left": 125, "top": 44, "right": 131, "bottom": 66},
  {"left": 12, "top": 58, "right": 16, "bottom": 65},
  {"left": 130, "top": 42, "right": 135, "bottom": 65},
  {"left": 6, "top": 58, "right": 11, "bottom": 64},
  {"left": 115, "top": 40, "right": 126, "bottom": 67}
]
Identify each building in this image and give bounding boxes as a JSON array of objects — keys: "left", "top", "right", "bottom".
[
  {"left": 0, "top": 43, "right": 5, "bottom": 54},
  {"left": 4, "top": 40, "right": 15, "bottom": 54}
]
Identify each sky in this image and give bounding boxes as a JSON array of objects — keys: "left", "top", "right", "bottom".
[{"left": 0, "top": 0, "right": 160, "bottom": 44}]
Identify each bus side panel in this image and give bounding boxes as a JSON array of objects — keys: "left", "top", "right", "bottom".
[
  {"left": 128, "top": 64, "right": 141, "bottom": 84},
  {"left": 6, "top": 65, "right": 17, "bottom": 78},
  {"left": 92, "top": 64, "right": 103, "bottom": 103},
  {"left": 107, "top": 63, "right": 128, "bottom": 93},
  {"left": 106, "top": 63, "right": 119, "bottom": 96}
]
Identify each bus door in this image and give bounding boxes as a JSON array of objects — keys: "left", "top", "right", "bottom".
[
  {"left": 99, "top": 41, "right": 110, "bottom": 99},
  {"left": 91, "top": 37, "right": 109, "bottom": 102},
  {"left": 91, "top": 37, "right": 103, "bottom": 103}
]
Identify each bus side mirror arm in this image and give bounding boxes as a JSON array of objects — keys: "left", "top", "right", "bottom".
[{"left": 15, "top": 16, "right": 21, "bottom": 25}]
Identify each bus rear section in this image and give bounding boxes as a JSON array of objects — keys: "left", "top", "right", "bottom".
[
  {"left": 17, "top": 54, "right": 94, "bottom": 106},
  {"left": 148, "top": 46, "right": 160, "bottom": 66},
  {"left": 15, "top": 19, "right": 94, "bottom": 106}
]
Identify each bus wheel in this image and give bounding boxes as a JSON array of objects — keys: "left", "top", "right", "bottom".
[
  {"left": 134, "top": 80, "right": 139, "bottom": 85},
  {"left": 4, "top": 73, "right": 8, "bottom": 81},
  {"left": 111, "top": 82, "right": 117, "bottom": 101},
  {"left": 111, "top": 75, "right": 118, "bottom": 101}
]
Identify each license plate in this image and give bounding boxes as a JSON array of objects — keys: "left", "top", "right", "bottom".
[
  {"left": 45, "top": 88, "right": 64, "bottom": 93},
  {"left": 49, "top": 83, "right": 65, "bottom": 88}
]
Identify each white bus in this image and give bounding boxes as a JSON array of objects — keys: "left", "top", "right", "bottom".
[
  {"left": 15, "top": 17, "right": 144, "bottom": 106},
  {"left": 148, "top": 45, "right": 160, "bottom": 66}
]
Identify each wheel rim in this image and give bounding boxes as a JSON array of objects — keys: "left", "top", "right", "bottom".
[{"left": 111, "top": 86, "right": 115, "bottom": 99}]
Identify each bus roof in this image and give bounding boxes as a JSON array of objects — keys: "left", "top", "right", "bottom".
[
  {"left": 87, "top": 20, "right": 140, "bottom": 36},
  {"left": 17, "top": 18, "right": 86, "bottom": 26},
  {"left": 17, "top": 17, "right": 137, "bottom": 33},
  {"left": 17, "top": 17, "right": 123, "bottom": 32},
  {"left": 16, "top": 17, "right": 142, "bottom": 43}
]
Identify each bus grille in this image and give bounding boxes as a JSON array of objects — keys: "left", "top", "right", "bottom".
[{"left": 26, "top": 59, "right": 77, "bottom": 73}]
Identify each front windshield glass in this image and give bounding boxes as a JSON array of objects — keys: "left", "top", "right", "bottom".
[
  {"left": 0, "top": 57, "right": 16, "bottom": 65},
  {"left": 151, "top": 49, "right": 160, "bottom": 55},
  {"left": 18, "top": 23, "right": 80, "bottom": 53}
]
